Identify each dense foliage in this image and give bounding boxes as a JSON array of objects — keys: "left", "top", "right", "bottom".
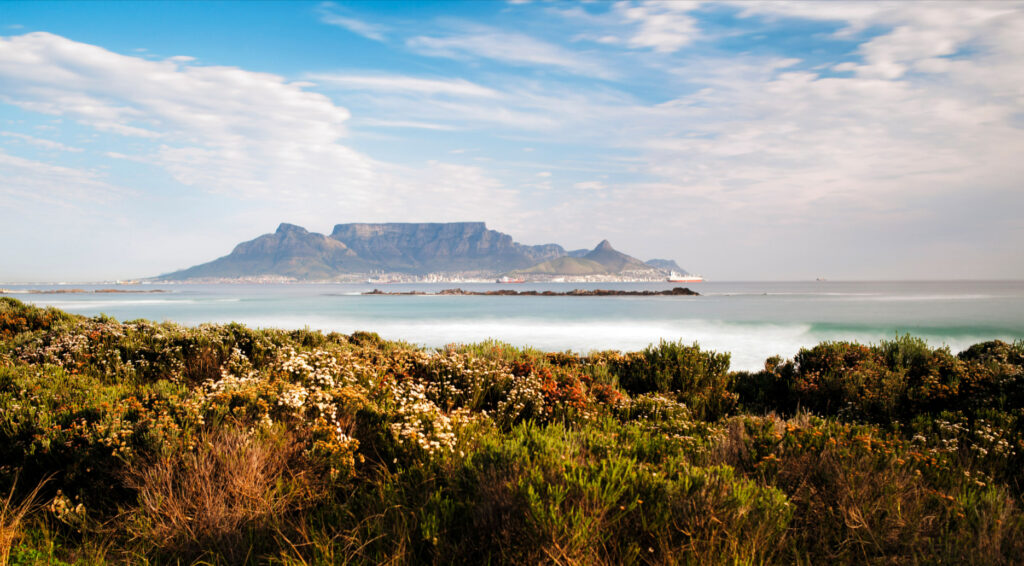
[{"left": 1, "top": 296, "right": 1022, "bottom": 564}]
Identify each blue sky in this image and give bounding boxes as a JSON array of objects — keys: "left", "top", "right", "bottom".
[{"left": 1, "top": 1, "right": 1022, "bottom": 281}]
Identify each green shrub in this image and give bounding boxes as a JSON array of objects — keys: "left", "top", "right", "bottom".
[{"left": 613, "top": 340, "right": 735, "bottom": 420}]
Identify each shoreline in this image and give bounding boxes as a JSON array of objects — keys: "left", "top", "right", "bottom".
[
  {"left": 362, "top": 286, "right": 700, "bottom": 296},
  {"left": 0, "top": 288, "right": 168, "bottom": 295}
]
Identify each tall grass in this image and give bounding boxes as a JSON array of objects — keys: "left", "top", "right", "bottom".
[
  {"left": 125, "top": 426, "right": 321, "bottom": 563},
  {"left": 0, "top": 474, "right": 47, "bottom": 566}
]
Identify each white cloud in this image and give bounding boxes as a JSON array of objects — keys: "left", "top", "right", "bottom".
[
  {"left": 0, "top": 32, "right": 366, "bottom": 199},
  {"left": 559, "top": 1, "right": 702, "bottom": 53},
  {"left": 463, "top": 4, "right": 1024, "bottom": 277},
  {"left": 357, "top": 119, "right": 459, "bottom": 131},
  {"left": 3, "top": 2, "right": 1023, "bottom": 280},
  {"left": 0, "top": 148, "right": 131, "bottom": 208},
  {"left": 573, "top": 180, "right": 606, "bottom": 191},
  {"left": 316, "top": 3, "right": 386, "bottom": 41},
  {"left": 732, "top": 1, "right": 1024, "bottom": 81},
  {"left": 0, "top": 131, "right": 83, "bottom": 152},
  {"left": 617, "top": 0, "right": 702, "bottom": 53},
  {"left": 308, "top": 73, "right": 498, "bottom": 97},
  {"left": 407, "top": 28, "right": 613, "bottom": 78},
  {"left": 0, "top": 32, "right": 520, "bottom": 231}
]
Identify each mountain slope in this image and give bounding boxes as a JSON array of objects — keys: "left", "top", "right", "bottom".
[
  {"left": 582, "top": 240, "right": 651, "bottom": 272},
  {"left": 514, "top": 240, "right": 659, "bottom": 276},
  {"left": 516, "top": 257, "right": 609, "bottom": 275},
  {"left": 645, "top": 258, "right": 687, "bottom": 273},
  {"left": 159, "top": 223, "right": 372, "bottom": 280}
]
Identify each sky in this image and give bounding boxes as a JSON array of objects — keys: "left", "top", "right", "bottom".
[{"left": 1, "top": 0, "right": 1023, "bottom": 282}]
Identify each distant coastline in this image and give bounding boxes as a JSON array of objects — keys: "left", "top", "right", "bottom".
[
  {"left": 0, "top": 288, "right": 167, "bottom": 295},
  {"left": 362, "top": 287, "right": 700, "bottom": 297}
]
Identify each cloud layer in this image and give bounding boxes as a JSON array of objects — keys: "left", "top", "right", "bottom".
[{"left": 1, "top": 1, "right": 1022, "bottom": 280}]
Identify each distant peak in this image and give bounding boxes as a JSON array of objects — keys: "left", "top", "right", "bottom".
[
  {"left": 276, "top": 223, "right": 308, "bottom": 235},
  {"left": 594, "top": 239, "right": 615, "bottom": 251}
]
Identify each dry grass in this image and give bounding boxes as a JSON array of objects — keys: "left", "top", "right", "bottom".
[
  {"left": 126, "top": 426, "right": 321, "bottom": 563},
  {"left": 0, "top": 474, "right": 48, "bottom": 566}
]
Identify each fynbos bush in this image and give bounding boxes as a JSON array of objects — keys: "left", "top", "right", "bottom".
[{"left": 613, "top": 340, "right": 736, "bottom": 420}]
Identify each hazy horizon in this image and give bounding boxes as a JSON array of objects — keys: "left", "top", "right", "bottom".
[{"left": 2, "top": 1, "right": 1023, "bottom": 282}]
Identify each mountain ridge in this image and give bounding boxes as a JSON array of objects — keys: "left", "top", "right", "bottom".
[{"left": 157, "top": 222, "right": 688, "bottom": 281}]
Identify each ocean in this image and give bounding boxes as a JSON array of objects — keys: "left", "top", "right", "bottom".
[{"left": 5, "top": 280, "right": 1023, "bottom": 371}]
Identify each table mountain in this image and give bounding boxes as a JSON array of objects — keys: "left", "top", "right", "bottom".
[
  {"left": 158, "top": 222, "right": 689, "bottom": 281},
  {"left": 330, "top": 222, "right": 564, "bottom": 273}
]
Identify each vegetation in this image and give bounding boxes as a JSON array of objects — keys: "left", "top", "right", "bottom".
[
  {"left": 515, "top": 256, "right": 610, "bottom": 275},
  {"left": 1, "top": 296, "right": 1022, "bottom": 564}
]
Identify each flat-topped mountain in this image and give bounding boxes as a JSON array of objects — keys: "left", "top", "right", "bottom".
[
  {"left": 330, "top": 222, "right": 564, "bottom": 273},
  {"left": 157, "top": 222, "right": 690, "bottom": 281}
]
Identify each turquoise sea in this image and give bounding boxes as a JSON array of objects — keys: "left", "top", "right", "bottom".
[{"left": 5, "top": 281, "right": 1023, "bottom": 371}]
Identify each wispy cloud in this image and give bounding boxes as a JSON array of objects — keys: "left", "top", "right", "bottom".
[
  {"left": 308, "top": 73, "right": 499, "bottom": 97},
  {"left": 3, "top": 1, "right": 1024, "bottom": 279},
  {"left": 0, "top": 148, "right": 131, "bottom": 208},
  {"left": 356, "top": 119, "right": 459, "bottom": 131},
  {"left": 316, "top": 2, "right": 386, "bottom": 41},
  {"left": 0, "top": 131, "right": 84, "bottom": 152},
  {"left": 557, "top": 1, "right": 703, "bottom": 53},
  {"left": 573, "top": 180, "right": 607, "bottom": 191},
  {"left": 407, "top": 27, "right": 614, "bottom": 78},
  {"left": 0, "top": 32, "right": 363, "bottom": 200},
  {"left": 0, "top": 32, "right": 520, "bottom": 243}
]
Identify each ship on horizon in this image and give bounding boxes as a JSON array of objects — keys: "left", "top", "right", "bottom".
[{"left": 667, "top": 271, "right": 703, "bottom": 283}]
